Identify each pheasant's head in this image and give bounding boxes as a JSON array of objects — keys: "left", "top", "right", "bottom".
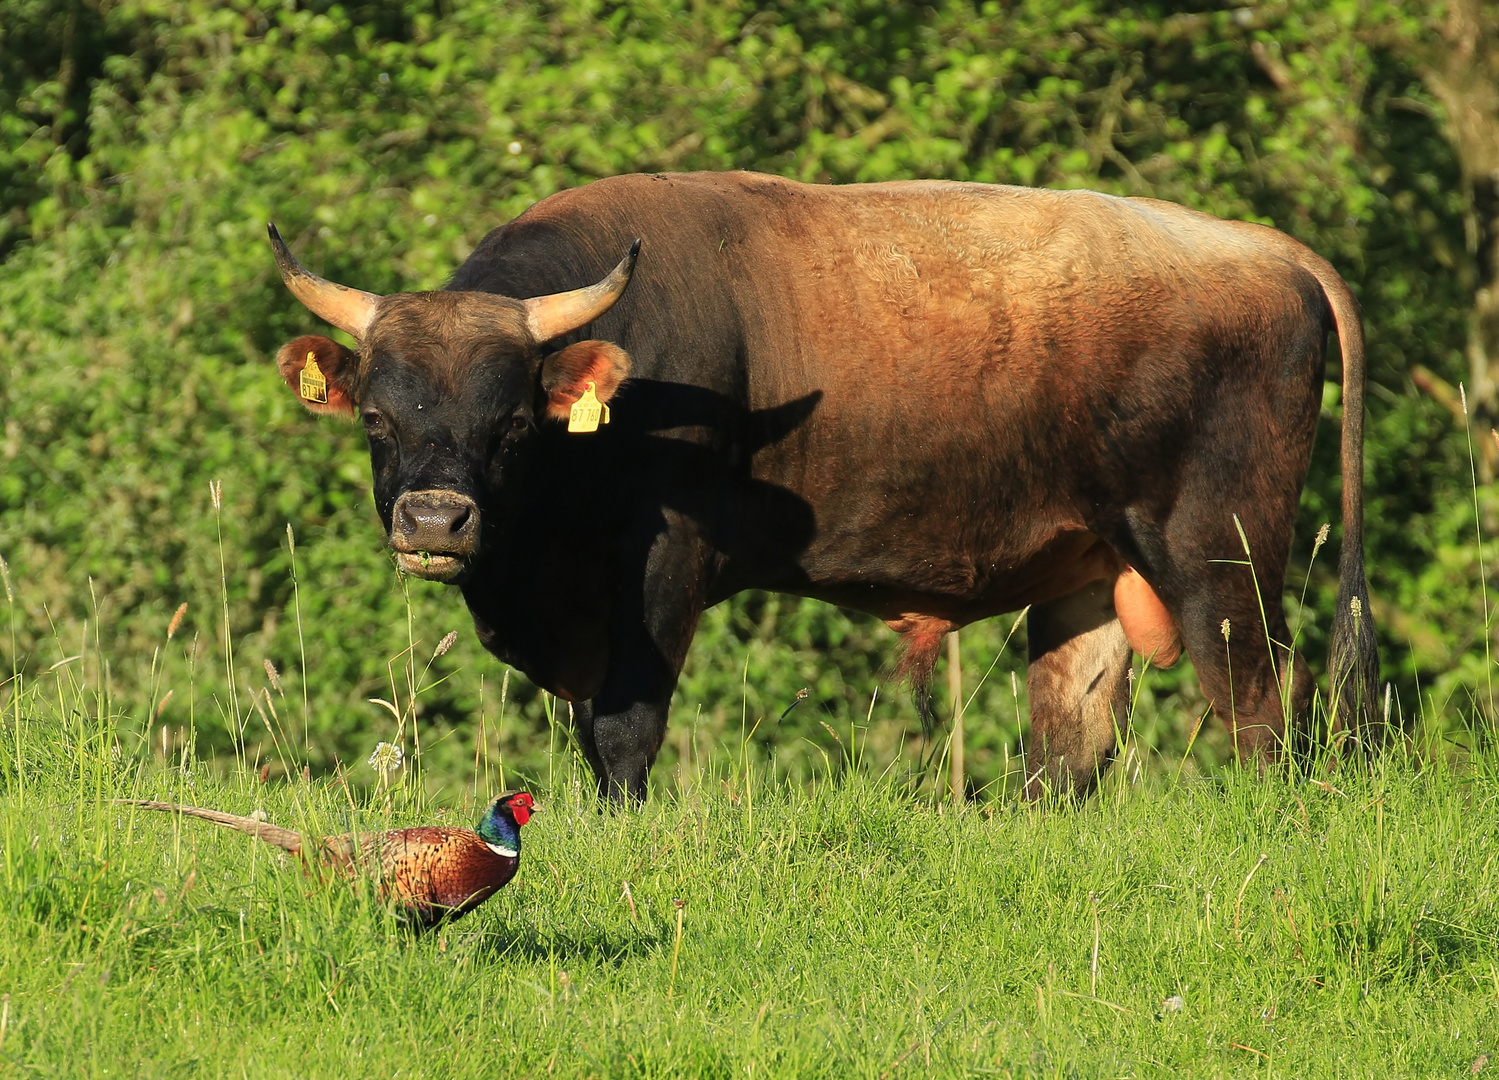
[
  {"left": 477, "top": 791, "right": 538, "bottom": 856},
  {"left": 498, "top": 791, "right": 537, "bottom": 826}
]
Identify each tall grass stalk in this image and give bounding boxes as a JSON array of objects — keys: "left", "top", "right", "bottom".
[
  {"left": 1, "top": 555, "right": 19, "bottom": 807},
  {"left": 209, "top": 479, "right": 243, "bottom": 771},
  {"left": 1460, "top": 385, "right": 1495, "bottom": 722},
  {"left": 286, "top": 524, "right": 310, "bottom": 762}
]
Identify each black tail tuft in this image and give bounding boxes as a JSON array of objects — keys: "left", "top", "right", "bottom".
[{"left": 1328, "top": 545, "right": 1381, "bottom": 751}]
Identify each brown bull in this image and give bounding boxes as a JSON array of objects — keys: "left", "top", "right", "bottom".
[{"left": 268, "top": 171, "right": 1380, "bottom": 801}]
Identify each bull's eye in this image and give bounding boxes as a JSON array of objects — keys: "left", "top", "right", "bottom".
[
  {"left": 510, "top": 413, "right": 528, "bottom": 432},
  {"left": 362, "top": 410, "right": 389, "bottom": 439}
]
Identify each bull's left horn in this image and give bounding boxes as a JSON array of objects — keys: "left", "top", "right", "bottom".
[
  {"left": 522, "top": 239, "right": 641, "bottom": 344},
  {"left": 267, "top": 223, "right": 381, "bottom": 340}
]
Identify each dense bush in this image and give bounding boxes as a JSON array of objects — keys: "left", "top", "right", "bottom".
[{"left": 0, "top": 0, "right": 1487, "bottom": 794}]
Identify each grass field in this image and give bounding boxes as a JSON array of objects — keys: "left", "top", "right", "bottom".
[{"left": 2, "top": 643, "right": 1497, "bottom": 1079}]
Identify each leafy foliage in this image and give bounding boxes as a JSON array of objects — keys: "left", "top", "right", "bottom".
[{"left": 0, "top": 0, "right": 1489, "bottom": 791}]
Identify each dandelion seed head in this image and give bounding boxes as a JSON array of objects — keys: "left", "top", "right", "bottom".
[
  {"left": 1161, "top": 994, "right": 1185, "bottom": 1013},
  {"left": 434, "top": 631, "right": 458, "bottom": 658},
  {"left": 368, "top": 741, "right": 404, "bottom": 773},
  {"left": 249, "top": 809, "right": 269, "bottom": 823}
]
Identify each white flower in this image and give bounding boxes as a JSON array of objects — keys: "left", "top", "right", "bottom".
[{"left": 369, "top": 742, "right": 404, "bottom": 788}]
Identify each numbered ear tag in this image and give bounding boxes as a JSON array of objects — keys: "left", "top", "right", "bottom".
[
  {"left": 567, "top": 381, "right": 608, "bottom": 433},
  {"left": 299, "top": 352, "right": 328, "bottom": 404}
]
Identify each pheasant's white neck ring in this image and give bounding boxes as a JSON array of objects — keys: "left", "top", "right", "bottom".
[{"left": 486, "top": 842, "right": 518, "bottom": 858}]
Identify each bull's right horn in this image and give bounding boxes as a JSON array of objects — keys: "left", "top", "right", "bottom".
[
  {"left": 522, "top": 239, "right": 641, "bottom": 344},
  {"left": 267, "top": 223, "right": 381, "bottom": 340}
]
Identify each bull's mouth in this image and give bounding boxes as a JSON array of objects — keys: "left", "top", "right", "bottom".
[{"left": 394, "top": 551, "right": 469, "bottom": 583}]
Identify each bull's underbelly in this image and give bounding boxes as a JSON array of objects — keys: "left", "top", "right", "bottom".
[
  {"left": 789, "top": 527, "right": 1117, "bottom": 623},
  {"left": 737, "top": 523, "right": 1182, "bottom": 670}
]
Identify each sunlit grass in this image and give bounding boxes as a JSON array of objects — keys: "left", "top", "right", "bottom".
[{"left": 1, "top": 634, "right": 1497, "bottom": 1076}]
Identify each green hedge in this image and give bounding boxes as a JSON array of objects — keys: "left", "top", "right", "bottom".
[{"left": 0, "top": 0, "right": 1483, "bottom": 794}]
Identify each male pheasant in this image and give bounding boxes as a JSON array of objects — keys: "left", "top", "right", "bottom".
[{"left": 121, "top": 791, "right": 536, "bottom": 927}]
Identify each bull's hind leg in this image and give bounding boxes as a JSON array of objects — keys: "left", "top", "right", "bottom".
[
  {"left": 1023, "top": 580, "right": 1132, "bottom": 799},
  {"left": 1167, "top": 544, "right": 1311, "bottom": 766}
]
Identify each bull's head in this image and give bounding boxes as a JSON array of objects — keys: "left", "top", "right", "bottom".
[{"left": 267, "top": 225, "right": 639, "bottom": 582}]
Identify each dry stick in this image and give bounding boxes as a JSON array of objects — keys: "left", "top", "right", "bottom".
[{"left": 667, "top": 898, "right": 686, "bottom": 998}]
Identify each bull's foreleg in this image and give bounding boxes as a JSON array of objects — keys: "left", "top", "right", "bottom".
[
  {"left": 1023, "top": 580, "right": 1132, "bottom": 799},
  {"left": 577, "top": 516, "right": 708, "bottom": 805}
]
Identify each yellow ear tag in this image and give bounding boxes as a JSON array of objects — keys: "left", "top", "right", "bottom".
[
  {"left": 299, "top": 352, "right": 329, "bottom": 404},
  {"left": 567, "top": 381, "right": 608, "bottom": 433}
]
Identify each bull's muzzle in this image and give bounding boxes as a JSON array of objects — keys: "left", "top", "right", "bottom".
[{"left": 390, "top": 490, "right": 480, "bottom": 582}]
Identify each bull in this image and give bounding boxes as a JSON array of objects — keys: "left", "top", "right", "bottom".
[{"left": 267, "top": 170, "right": 1380, "bottom": 802}]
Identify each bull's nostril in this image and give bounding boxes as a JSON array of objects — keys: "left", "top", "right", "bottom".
[{"left": 391, "top": 490, "right": 480, "bottom": 556}]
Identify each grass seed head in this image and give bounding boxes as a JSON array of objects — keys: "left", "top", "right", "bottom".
[
  {"left": 167, "top": 602, "right": 187, "bottom": 640},
  {"left": 262, "top": 658, "right": 283, "bottom": 693},
  {"left": 434, "top": 631, "right": 458, "bottom": 658}
]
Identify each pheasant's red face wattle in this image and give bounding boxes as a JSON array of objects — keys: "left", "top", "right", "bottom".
[{"left": 508, "top": 793, "right": 535, "bottom": 826}]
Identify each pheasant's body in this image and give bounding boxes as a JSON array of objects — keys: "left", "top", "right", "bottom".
[{"left": 121, "top": 792, "right": 535, "bottom": 928}]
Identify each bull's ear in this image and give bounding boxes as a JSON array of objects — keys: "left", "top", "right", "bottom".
[
  {"left": 540, "top": 340, "right": 631, "bottom": 421},
  {"left": 275, "top": 335, "right": 358, "bottom": 418}
]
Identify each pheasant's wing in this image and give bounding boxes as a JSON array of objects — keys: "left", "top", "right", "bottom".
[
  {"left": 115, "top": 799, "right": 304, "bottom": 855},
  {"left": 373, "top": 828, "right": 515, "bottom": 925}
]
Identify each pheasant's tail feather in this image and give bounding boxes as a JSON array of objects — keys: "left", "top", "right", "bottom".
[{"left": 113, "top": 799, "right": 305, "bottom": 855}]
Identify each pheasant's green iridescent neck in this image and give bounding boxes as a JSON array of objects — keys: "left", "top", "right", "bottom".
[{"left": 476, "top": 799, "right": 521, "bottom": 856}]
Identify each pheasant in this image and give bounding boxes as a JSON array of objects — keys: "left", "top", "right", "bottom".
[{"left": 120, "top": 791, "right": 536, "bottom": 927}]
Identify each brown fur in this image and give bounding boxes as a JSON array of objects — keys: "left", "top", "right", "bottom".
[
  {"left": 540, "top": 340, "right": 633, "bottom": 420},
  {"left": 275, "top": 334, "right": 358, "bottom": 418}
]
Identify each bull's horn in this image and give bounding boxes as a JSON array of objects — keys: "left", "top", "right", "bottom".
[
  {"left": 267, "top": 223, "right": 380, "bottom": 340},
  {"left": 522, "top": 239, "right": 641, "bottom": 343}
]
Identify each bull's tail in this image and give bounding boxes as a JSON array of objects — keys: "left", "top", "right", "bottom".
[
  {"left": 115, "top": 799, "right": 306, "bottom": 855},
  {"left": 1296, "top": 254, "right": 1381, "bottom": 745}
]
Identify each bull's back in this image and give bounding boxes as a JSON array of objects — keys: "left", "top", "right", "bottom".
[{"left": 511, "top": 173, "right": 1330, "bottom": 607}]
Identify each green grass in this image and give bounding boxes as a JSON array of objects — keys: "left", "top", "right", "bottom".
[{"left": 2, "top": 687, "right": 1497, "bottom": 1077}]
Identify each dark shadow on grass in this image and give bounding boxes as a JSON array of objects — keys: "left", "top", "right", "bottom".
[{"left": 462, "top": 921, "right": 664, "bottom": 966}]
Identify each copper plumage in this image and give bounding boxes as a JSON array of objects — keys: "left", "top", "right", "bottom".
[{"left": 120, "top": 791, "right": 536, "bottom": 928}]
